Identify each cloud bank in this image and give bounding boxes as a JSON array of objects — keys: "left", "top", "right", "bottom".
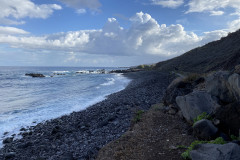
[
  {"left": 151, "top": 0, "right": 184, "bottom": 8},
  {"left": 186, "top": 0, "right": 240, "bottom": 15},
  {"left": 0, "top": 0, "right": 62, "bottom": 25},
  {"left": 0, "top": 12, "right": 229, "bottom": 60},
  {"left": 57, "top": 0, "right": 101, "bottom": 11}
]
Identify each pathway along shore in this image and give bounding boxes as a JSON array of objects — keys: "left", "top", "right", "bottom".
[{"left": 0, "top": 71, "right": 172, "bottom": 160}]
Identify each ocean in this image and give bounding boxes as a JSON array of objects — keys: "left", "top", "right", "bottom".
[{"left": 0, "top": 66, "right": 130, "bottom": 145}]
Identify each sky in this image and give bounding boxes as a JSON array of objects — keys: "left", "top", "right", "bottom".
[{"left": 0, "top": 0, "right": 240, "bottom": 67}]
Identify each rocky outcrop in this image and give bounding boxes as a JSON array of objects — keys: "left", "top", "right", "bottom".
[
  {"left": 228, "top": 73, "right": 240, "bottom": 100},
  {"left": 176, "top": 91, "right": 220, "bottom": 122},
  {"left": 190, "top": 143, "right": 240, "bottom": 160},
  {"left": 167, "top": 68, "right": 240, "bottom": 139},
  {"left": 205, "top": 71, "right": 234, "bottom": 104},
  {"left": 193, "top": 119, "right": 218, "bottom": 140},
  {"left": 25, "top": 73, "right": 45, "bottom": 78}
]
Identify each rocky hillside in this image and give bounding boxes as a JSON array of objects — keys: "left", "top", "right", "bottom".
[{"left": 155, "top": 29, "right": 240, "bottom": 73}]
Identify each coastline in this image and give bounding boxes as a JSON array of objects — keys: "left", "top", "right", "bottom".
[{"left": 0, "top": 71, "right": 171, "bottom": 159}]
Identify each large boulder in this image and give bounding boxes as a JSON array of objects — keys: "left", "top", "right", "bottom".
[
  {"left": 176, "top": 91, "right": 220, "bottom": 122},
  {"left": 214, "top": 102, "right": 240, "bottom": 136},
  {"left": 193, "top": 119, "right": 218, "bottom": 140},
  {"left": 205, "top": 71, "right": 234, "bottom": 104},
  {"left": 162, "top": 77, "right": 194, "bottom": 108},
  {"left": 190, "top": 143, "right": 240, "bottom": 160},
  {"left": 25, "top": 73, "right": 45, "bottom": 78},
  {"left": 228, "top": 73, "right": 240, "bottom": 100}
]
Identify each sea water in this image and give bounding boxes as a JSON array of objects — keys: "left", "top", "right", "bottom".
[{"left": 0, "top": 66, "right": 130, "bottom": 146}]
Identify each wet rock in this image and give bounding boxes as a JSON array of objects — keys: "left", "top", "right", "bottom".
[
  {"left": 193, "top": 119, "right": 218, "bottom": 140},
  {"left": 20, "top": 128, "right": 26, "bottom": 131},
  {"left": 25, "top": 73, "right": 45, "bottom": 78},
  {"left": 4, "top": 152, "right": 16, "bottom": 159},
  {"left": 3, "top": 137, "right": 13, "bottom": 144}
]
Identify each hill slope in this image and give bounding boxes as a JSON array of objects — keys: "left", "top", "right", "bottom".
[{"left": 155, "top": 29, "right": 240, "bottom": 73}]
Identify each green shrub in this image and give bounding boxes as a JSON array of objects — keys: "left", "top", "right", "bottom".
[
  {"left": 231, "top": 135, "right": 240, "bottom": 141},
  {"left": 133, "top": 110, "right": 144, "bottom": 123},
  {"left": 193, "top": 112, "right": 212, "bottom": 125},
  {"left": 136, "top": 64, "right": 155, "bottom": 70},
  {"left": 183, "top": 73, "right": 201, "bottom": 83},
  {"left": 181, "top": 137, "right": 226, "bottom": 159}
]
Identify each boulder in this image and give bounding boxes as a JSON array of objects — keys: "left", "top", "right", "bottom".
[
  {"left": 176, "top": 91, "right": 220, "bottom": 122},
  {"left": 4, "top": 152, "right": 16, "bottom": 159},
  {"left": 193, "top": 119, "right": 218, "bottom": 140},
  {"left": 214, "top": 102, "right": 240, "bottom": 136},
  {"left": 190, "top": 143, "right": 240, "bottom": 160},
  {"left": 234, "top": 64, "right": 240, "bottom": 74},
  {"left": 3, "top": 137, "right": 13, "bottom": 144},
  {"left": 25, "top": 73, "right": 45, "bottom": 78},
  {"left": 205, "top": 71, "right": 234, "bottom": 104},
  {"left": 162, "top": 77, "right": 194, "bottom": 108},
  {"left": 228, "top": 73, "right": 240, "bottom": 100}
]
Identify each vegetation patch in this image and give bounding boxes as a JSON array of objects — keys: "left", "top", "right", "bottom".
[
  {"left": 181, "top": 137, "right": 226, "bottom": 159},
  {"left": 133, "top": 110, "right": 144, "bottom": 123},
  {"left": 193, "top": 112, "right": 212, "bottom": 125},
  {"left": 231, "top": 134, "right": 240, "bottom": 141},
  {"left": 136, "top": 64, "right": 155, "bottom": 70},
  {"left": 183, "top": 73, "right": 202, "bottom": 83}
]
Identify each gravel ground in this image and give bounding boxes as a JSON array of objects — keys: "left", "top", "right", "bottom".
[
  {"left": 0, "top": 71, "right": 171, "bottom": 160},
  {"left": 97, "top": 104, "right": 195, "bottom": 160}
]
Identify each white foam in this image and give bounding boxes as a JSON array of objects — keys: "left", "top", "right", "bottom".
[
  {"left": 100, "top": 78, "right": 115, "bottom": 86},
  {"left": 52, "top": 71, "right": 70, "bottom": 74},
  {"left": 0, "top": 73, "right": 131, "bottom": 148}
]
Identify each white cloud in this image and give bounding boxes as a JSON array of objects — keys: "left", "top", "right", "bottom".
[
  {"left": 210, "top": 11, "right": 224, "bottom": 16},
  {"left": 186, "top": 0, "right": 240, "bottom": 15},
  {"left": 76, "top": 9, "right": 87, "bottom": 14},
  {"left": 58, "top": 0, "right": 101, "bottom": 11},
  {"left": 151, "top": 0, "right": 184, "bottom": 8},
  {"left": 0, "top": 0, "right": 62, "bottom": 25},
  {"left": 0, "top": 26, "right": 29, "bottom": 35},
  {"left": 0, "top": 12, "right": 229, "bottom": 59},
  {"left": 228, "top": 19, "right": 240, "bottom": 32}
]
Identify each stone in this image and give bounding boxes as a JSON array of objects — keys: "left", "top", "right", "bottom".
[
  {"left": 168, "top": 108, "right": 177, "bottom": 115},
  {"left": 234, "top": 64, "right": 240, "bottom": 74},
  {"left": 193, "top": 119, "right": 218, "bottom": 140},
  {"left": 163, "top": 77, "right": 194, "bottom": 107},
  {"left": 205, "top": 71, "right": 234, "bottom": 104},
  {"left": 176, "top": 91, "right": 220, "bottom": 123},
  {"left": 3, "top": 137, "right": 13, "bottom": 144},
  {"left": 228, "top": 73, "right": 240, "bottom": 100},
  {"left": 214, "top": 102, "right": 240, "bottom": 136},
  {"left": 190, "top": 143, "right": 240, "bottom": 160},
  {"left": 5, "top": 152, "right": 16, "bottom": 159},
  {"left": 25, "top": 73, "right": 45, "bottom": 78}
]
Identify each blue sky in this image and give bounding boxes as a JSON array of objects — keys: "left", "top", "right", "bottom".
[{"left": 0, "top": 0, "right": 240, "bottom": 67}]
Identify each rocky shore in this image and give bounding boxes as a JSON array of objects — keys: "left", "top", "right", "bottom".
[{"left": 0, "top": 71, "right": 171, "bottom": 160}]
